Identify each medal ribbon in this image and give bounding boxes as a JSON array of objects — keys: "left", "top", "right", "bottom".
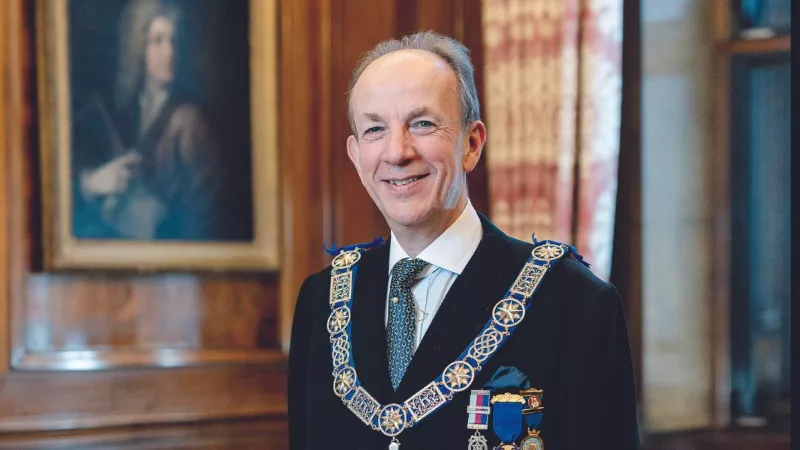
[
  {"left": 522, "top": 389, "right": 544, "bottom": 431},
  {"left": 524, "top": 410, "right": 543, "bottom": 431},
  {"left": 468, "top": 390, "right": 491, "bottom": 430},
  {"left": 491, "top": 400, "right": 524, "bottom": 444}
]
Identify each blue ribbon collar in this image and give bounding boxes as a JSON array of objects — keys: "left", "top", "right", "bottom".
[{"left": 324, "top": 235, "right": 579, "bottom": 444}]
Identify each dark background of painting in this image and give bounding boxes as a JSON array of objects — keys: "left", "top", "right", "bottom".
[{"left": 67, "top": 0, "right": 254, "bottom": 241}]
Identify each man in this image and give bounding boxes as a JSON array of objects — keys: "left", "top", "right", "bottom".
[{"left": 288, "top": 31, "right": 639, "bottom": 449}]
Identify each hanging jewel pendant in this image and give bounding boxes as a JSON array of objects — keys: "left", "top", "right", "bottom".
[
  {"left": 388, "top": 437, "right": 401, "bottom": 450},
  {"left": 468, "top": 430, "right": 489, "bottom": 450}
]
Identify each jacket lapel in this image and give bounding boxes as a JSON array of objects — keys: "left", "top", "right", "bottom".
[
  {"left": 349, "top": 241, "right": 394, "bottom": 403},
  {"left": 394, "top": 215, "right": 524, "bottom": 400}
]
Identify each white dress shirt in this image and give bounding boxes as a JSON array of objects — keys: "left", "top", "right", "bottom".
[
  {"left": 385, "top": 201, "right": 483, "bottom": 350},
  {"left": 138, "top": 88, "right": 169, "bottom": 138}
]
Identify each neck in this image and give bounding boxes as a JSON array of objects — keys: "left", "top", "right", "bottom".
[
  {"left": 390, "top": 196, "right": 468, "bottom": 258},
  {"left": 144, "top": 77, "right": 169, "bottom": 98}
]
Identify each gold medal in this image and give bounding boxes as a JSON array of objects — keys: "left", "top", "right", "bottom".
[{"left": 519, "top": 430, "right": 544, "bottom": 450}]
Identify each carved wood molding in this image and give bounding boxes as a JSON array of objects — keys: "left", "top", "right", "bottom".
[
  {"left": 0, "top": 417, "right": 288, "bottom": 449},
  {"left": 14, "top": 348, "right": 287, "bottom": 371}
]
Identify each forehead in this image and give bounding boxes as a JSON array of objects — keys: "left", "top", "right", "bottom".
[
  {"left": 149, "top": 16, "right": 174, "bottom": 33},
  {"left": 351, "top": 49, "right": 458, "bottom": 113}
]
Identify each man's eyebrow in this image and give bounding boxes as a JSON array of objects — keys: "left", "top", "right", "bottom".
[
  {"left": 363, "top": 112, "right": 384, "bottom": 122},
  {"left": 404, "top": 107, "right": 442, "bottom": 122},
  {"left": 361, "top": 108, "right": 443, "bottom": 124}
]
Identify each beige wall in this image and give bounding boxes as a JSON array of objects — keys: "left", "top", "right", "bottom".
[{"left": 641, "top": 0, "right": 715, "bottom": 431}]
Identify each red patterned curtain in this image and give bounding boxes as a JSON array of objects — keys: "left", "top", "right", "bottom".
[{"left": 482, "top": 0, "right": 622, "bottom": 280}]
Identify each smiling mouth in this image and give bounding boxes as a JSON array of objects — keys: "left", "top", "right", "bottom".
[{"left": 386, "top": 175, "right": 428, "bottom": 186}]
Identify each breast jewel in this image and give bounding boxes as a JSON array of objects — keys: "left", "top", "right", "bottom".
[{"left": 326, "top": 236, "right": 574, "bottom": 449}]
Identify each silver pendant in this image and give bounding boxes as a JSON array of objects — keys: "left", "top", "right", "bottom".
[
  {"left": 389, "top": 437, "right": 400, "bottom": 450},
  {"left": 468, "top": 431, "right": 489, "bottom": 450}
]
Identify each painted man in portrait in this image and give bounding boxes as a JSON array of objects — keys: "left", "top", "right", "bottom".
[{"left": 71, "top": 0, "right": 233, "bottom": 241}]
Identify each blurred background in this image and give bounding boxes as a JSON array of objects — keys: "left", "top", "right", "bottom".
[{"left": 0, "top": 0, "right": 790, "bottom": 448}]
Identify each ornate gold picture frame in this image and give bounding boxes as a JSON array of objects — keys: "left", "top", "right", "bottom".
[{"left": 36, "top": 0, "right": 280, "bottom": 271}]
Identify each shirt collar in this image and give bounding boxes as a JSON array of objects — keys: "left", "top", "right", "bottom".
[{"left": 388, "top": 200, "right": 482, "bottom": 276}]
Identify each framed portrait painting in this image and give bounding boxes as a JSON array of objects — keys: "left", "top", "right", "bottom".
[{"left": 36, "top": 0, "right": 280, "bottom": 271}]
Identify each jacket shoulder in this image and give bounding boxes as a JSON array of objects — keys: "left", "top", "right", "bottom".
[
  {"left": 298, "top": 240, "right": 387, "bottom": 301},
  {"left": 502, "top": 234, "right": 613, "bottom": 308},
  {"left": 299, "top": 267, "right": 331, "bottom": 301}
]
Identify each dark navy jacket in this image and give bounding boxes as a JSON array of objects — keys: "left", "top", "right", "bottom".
[{"left": 288, "top": 215, "right": 640, "bottom": 449}]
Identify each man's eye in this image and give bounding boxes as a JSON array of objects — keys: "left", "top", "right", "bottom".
[
  {"left": 364, "top": 126, "right": 384, "bottom": 135},
  {"left": 412, "top": 120, "right": 434, "bottom": 128}
]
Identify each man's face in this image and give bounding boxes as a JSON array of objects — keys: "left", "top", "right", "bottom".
[
  {"left": 145, "top": 16, "right": 175, "bottom": 87},
  {"left": 347, "top": 50, "right": 485, "bottom": 232}
]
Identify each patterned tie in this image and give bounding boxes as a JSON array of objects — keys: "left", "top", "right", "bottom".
[{"left": 387, "top": 257, "right": 429, "bottom": 391}]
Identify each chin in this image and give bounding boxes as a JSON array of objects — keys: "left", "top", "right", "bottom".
[
  {"left": 155, "top": 71, "right": 174, "bottom": 84},
  {"left": 382, "top": 206, "right": 433, "bottom": 229}
]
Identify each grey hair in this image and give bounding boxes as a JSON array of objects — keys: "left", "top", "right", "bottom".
[
  {"left": 346, "top": 31, "right": 481, "bottom": 137},
  {"left": 114, "top": 0, "right": 182, "bottom": 110}
]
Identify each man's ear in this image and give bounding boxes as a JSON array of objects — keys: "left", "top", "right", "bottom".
[
  {"left": 463, "top": 120, "right": 486, "bottom": 173},
  {"left": 347, "top": 134, "right": 362, "bottom": 178}
]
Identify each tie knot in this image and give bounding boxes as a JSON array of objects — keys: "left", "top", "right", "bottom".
[{"left": 391, "top": 258, "right": 429, "bottom": 288}]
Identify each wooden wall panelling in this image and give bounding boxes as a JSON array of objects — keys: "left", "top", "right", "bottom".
[
  {"left": 278, "top": 0, "right": 330, "bottom": 351},
  {"left": 709, "top": 0, "right": 732, "bottom": 429},
  {"left": 460, "top": 0, "right": 489, "bottom": 215},
  {"left": 330, "top": 0, "right": 396, "bottom": 247},
  {"left": 610, "top": 0, "right": 643, "bottom": 406},
  {"left": 0, "top": 0, "right": 17, "bottom": 377},
  {"left": 0, "top": 366, "right": 287, "bottom": 431},
  {"left": 0, "top": 418, "right": 287, "bottom": 449},
  {"left": 415, "top": 1, "right": 454, "bottom": 35},
  {"left": 1, "top": 0, "right": 30, "bottom": 378},
  {"left": 0, "top": 0, "right": 487, "bottom": 446},
  {"left": 0, "top": 0, "right": 291, "bottom": 444},
  {"left": 18, "top": 274, "right": 282, "bottom": 365},
  {"left": 15, "top": 0, "right": 283, "bottom": 370}
]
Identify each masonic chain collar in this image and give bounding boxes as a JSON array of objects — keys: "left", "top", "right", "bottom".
[{"left": 326, "top": 240, "right": 570, "bottom": 448}]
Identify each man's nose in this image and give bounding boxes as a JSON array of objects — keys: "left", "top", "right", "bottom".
[{"left": 382, "top": 128, "right": 415, "bottom": 165}]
